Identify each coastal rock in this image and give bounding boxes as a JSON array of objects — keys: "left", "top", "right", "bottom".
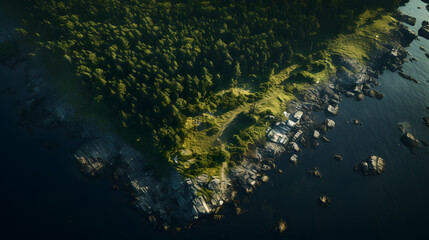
[
  {"left": 309, "top": 167, "right": 322, "bottom": 178},
  {"left": 333, "top": 154, "right": 343, "bottom": 161},
  {"left": 326, "top": 119, "right": 336, "bottom": 128},
  {"left": 292, "top": 130, "right": 303, "bottom": 142},
  {"left": 399, "top": 25, "right": 418, "bottom": 42},
  {"left": 261, "top": 165, "right": 271, "bottom": 171},
  {"left": 398, "top": 72, "right": 419, "bottom": 84},
  {"left": 373, "top": 80, "right": 381, "bottom": 86},
  {"left": 360, "top": 155, "right": 386, "bottom": 175},
  {"left": 418, "top": 21, "right": 429, "bottom": 40},
  {"left": 261, "top": 175, "right": 270, "bottom": 183},
  {"left": 345, "top": 91, "right": 355, "bottom": 98},
  {"left": 395, "top": 12, "right": 416, "bottom": 26},
  {"left": 235, "top": 206, "right": 246, "bottom": 216},
  {"left": 401, "top": 132, "right": 420, "bottom": 148},
  {"left": 327, "top": 104, "right": 339, "bottom": 116},
  {"left": 353, "top": 119, "right": 362, "bottom": 125},
  {"left": 375, "top": 92, "right": 384, "bottom": 100},
  {"left": 313, "top": 130, "right": 321, "bottom": 139},
  {"left": 356, "top": 93, "right": 365, "bottom": 101},
  {"left": 319, "top": 195, "right": 331, "bottom": 207},
  {"left": 367, "top": 89, "right": 377, "bottom": 97},
  {"left": 263, "top": 142, "right": 284, "bottom": 158},
  {"left": 321, "top": 136, "right": 330, "bottom": 143},
  {"left": 290, "top": 154, "right": 298, "bottom": 165},
  {"left": 273, "top": 219, "right": 287, "bottom": 233},
  {"left": 208, "top": 179, "right": 221, "bottom": 190},
  {"left": 289, "top": 142, "right": 300, "bottom": 152},
  {"left": 354, "top": 84, "right": 363, "bottom": 93},
  {"left": 363, "top": 83, "right": 371, "bottom": 90}
]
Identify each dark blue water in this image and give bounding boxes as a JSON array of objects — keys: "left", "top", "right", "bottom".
[{"left": 1, "top": 0, "right": 429, "bottom": 239}]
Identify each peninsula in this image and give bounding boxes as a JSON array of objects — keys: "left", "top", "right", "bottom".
[{"left": 0, "top": 0, "right": 417, "bottom": 229}]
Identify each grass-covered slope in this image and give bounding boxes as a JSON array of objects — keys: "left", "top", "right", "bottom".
[
  {"left": 177, "top": 9, "right": 402, "bottom": 178},
  {"left": 13, "top": 0, "right": 405, "bottom": 178}
]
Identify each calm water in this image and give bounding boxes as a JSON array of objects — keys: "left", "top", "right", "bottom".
[{"left": 1, "top": 0, "right": 429, "bottom": 239}]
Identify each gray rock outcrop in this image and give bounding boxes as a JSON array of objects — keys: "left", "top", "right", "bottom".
[
  {"left": 326, "top": 119, "right": 336, "bottom": 128},
  {"left": 327, "top": 104, "right": 339, "bottom": 115},
  {"left": 313, "top": 130, "right": 320, "bottom": 139},
  {"left": 290, "top": 154, "right": 298, "bottom": 165},
  {"left": 273, "top": 219, "right": 287, "bottom": 233},
  {"left": 360, "top": 155, "right": 386, "bottom": 175},
  {"left": 319, "top": 195, "right": 331, "bottom": 207},
  {"left": 309, "top": 167, "right": 322, "bottom": 178},
  {"left": 419, "top": 21, "right": 429, "bottom": 40},
  {"left": 289, "top": 142, "right": 300, "bottom": 152},
  {"left": 395, "top": 12, "right": 416, "bottom": 26},
  {"left": 401, "top": 132, "right": 420, "bottom": 148}
]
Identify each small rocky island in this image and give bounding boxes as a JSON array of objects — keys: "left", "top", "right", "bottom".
[{"left": 357, "top": 155, "right": 386, "bottom": 175}]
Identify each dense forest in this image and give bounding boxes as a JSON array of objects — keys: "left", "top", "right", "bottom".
[{"left": 16, "top": 0, "right": 405, "bottom": 172}]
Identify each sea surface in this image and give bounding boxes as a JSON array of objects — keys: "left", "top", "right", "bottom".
[{"left": 1, "top": 0, "right": 429, "bottom": 239}]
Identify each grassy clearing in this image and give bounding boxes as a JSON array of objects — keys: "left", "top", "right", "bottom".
[
  {"left": 175, "top": 9, "right": 399, "bottom": 180},
  {"left": 328, "top": 9, "right": 398, "bottom": 65}
]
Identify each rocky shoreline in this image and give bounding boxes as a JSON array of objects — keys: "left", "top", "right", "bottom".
[{"left": 0, "top": 9, "right": 421, "bottom": 230}]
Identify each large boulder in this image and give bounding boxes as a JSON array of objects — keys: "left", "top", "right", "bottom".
[
  {"left": 313, "top": 130, "right": 321, "bottom": 139},
  {"left": 345, "top": 91, "right": 355, "bottom": 98},
  {"left": 327, "top": 105, "right": 339, "bottom": 116},
  {"left": 366, "top": 89, "right": 377, "bottom": 97},
  {"left": 309, "top": 167, "right": 322, "bottom": 178},
  {"left": 395, "top": 12, "right": 416, "bottom": 26},
  {"left": 333, "top": 154, "right": 343, "bottom": 161},
  {"left": 326, "top": 119, "right": 336, "bottom": 128},
  {"left": 401, "top": 132, "right": 420, "bottom": 148},
  {"left": 418, "top": 27, "right": 429, "bottom": 40},
  {"left": 290, "top": 154, "right": 298, "bottom": 165},
  {"left": 261, "top": 175, "right": 270, "bottom": 183},
  {"left": 360, "top": 155, "right": 386, "bottom": 175},
  {"left": 375, "top": 91, "right": 384, "bottom": 100},
  {"left": 273, "top": 219, "right": 287, "bottom": 233},
  {"left": 289, "top": 142, "right": 300, "bottom": 152},
  {"left": 399, "top": 25, "right": 418, "bottom": 41},
  {"left": 419, "top": 21, "right": 429, "bottom": 40},
  {"left": 319, "top": 195, "right": 331, "bottom": 207}
]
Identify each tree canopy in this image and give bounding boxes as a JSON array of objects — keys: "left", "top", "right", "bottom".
[{"left": 17, "top": 0, "right": 406, "bottom": 170}]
